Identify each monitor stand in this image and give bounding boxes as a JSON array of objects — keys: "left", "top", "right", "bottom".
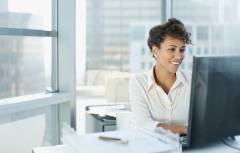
[{"left": 222, "top": 135, "right": 240, "bottom": 151}]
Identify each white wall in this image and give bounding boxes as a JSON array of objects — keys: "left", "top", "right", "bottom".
[{"left": 0, "top": 106, "right": 58, "bottom": 153}]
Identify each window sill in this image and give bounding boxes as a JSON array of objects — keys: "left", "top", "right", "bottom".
[{"left": 0, "top": 92, "right": 70, "bottom": 116}]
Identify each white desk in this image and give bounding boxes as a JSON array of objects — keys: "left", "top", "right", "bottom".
[
  {"left": 184, "top": 142, "right": 239, "bottom": 153},
  {"left": 32, "top": 145, "right": 70, "bottom": 153},
  {"left": 33, "top": 143, "right": 239, "bottom": 153},
  {"left": 33, "top": 130, "right": 240, "bottom": 153}
]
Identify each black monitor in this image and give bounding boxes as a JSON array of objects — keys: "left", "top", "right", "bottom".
[{"left": 186, "top": 56, "right": 240, "bottom": 149}]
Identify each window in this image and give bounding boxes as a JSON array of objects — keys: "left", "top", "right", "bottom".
[
  {"left": 82, "top": 0, "right": 165, "bottom": 87},
  {"left": 0, "top": 0, "right": 52, "bottom": 30},
  {"left": 0, "top": 0, "right": 76, "bottom": 151},
  {"left": 172, "top": 0, "right": 240, "bottom": 71},
  {"left": 0, "top": 0, "right": 57, "bottom": 100}
]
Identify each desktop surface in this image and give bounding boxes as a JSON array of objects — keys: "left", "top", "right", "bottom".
[
  {"left": 34, "top": 130, "right": 239, "bottom": 153},
  {"left": 184, "top": 141, "right": 239, "bottom": 153}
]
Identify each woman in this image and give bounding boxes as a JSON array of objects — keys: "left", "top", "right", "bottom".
[{"left": 129, "top": 18, "right": 192, "bottom": 134}]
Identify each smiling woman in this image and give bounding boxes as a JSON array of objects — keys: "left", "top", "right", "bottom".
[{"left": 129, "top": 18, "right": 192, "bottom": 134}]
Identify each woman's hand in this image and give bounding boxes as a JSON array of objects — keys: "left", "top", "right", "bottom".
[{"left": 157, "top": 123, "right": 187, "bottom": 135}]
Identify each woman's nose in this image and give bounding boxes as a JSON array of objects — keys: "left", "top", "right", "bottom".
[{"left": 175, "top": 51, "right": 183, "bottom": 59}]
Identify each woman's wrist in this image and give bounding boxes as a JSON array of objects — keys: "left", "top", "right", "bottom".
[{"left": 156, "top": 123, "right": 187, "bottom": 134}]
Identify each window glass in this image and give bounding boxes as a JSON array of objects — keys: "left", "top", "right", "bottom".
[
  {"left": 0, "top": 0, "right": 52, "bottom": 30},
  {"left": 172, "top": 0, "right": 240, "bottom": 71},
  {"left": 85, "top": 0, "right": 163, "bottom": 85},
  {"left": 0, "top": 36, "right": 52, "bottom": 99}
]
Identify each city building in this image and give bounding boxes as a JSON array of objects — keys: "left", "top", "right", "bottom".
[{"left": 0, "top": 1, "right": 45, "bottom": 99}]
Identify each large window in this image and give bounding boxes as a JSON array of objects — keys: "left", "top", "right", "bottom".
[
  {"left": 0, "top": 0, "right": 57, "bottom": 100},
  {"left": 172, "top": 0, "right": 240, "bottom": 70},
  {"left": 83, "top": 0, "right": 165, "bottom": 86},
  {"left": 0, "top": 0, "right": 75, "bottom": 152}
]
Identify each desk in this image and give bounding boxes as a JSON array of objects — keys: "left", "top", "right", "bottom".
[
  {"left": 34, "top": 130, "right": 175, "bottom": 153},
  {"left": 33, "top": 143, "right": 239, "bottom": 153},
  {"left": 184, "top": 142, "right": 239, "bottom": 153},
  {"left": 33, "top": 130, "right": 239, "bottom": 153},
  {"left": 32, "top": 145, "right": 70, "bottom": 153}
]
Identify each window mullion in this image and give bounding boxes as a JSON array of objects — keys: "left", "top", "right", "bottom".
[
  {"left": 161, "top": 0, "right": 172, "bottom": 22},
  {"left": 0, "top": 27, "right": 57, "bottom": 37},
  {"left": 47, "top": 0, "right": 59, "bottom": 93}
]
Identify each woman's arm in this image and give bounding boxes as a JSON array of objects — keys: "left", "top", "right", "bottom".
[
  {"left": 129, "top": 76, "right": 159, "bottom": 129},
  {"left": 157, "top": 123, "right": 187, "bottom": 135}
]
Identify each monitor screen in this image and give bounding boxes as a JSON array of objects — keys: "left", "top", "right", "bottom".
[{"left": 186, "top": 56, "right": 240, "bottom": 148}]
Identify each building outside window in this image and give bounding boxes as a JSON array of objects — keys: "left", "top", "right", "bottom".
[
  {"left": 83, "top": 0, "right": 164, "bottom": 86},
  {"left": 172, "top": 0, "right": 240, "bottom": 70},
  {"left": 0, "top": 0, "right": 56, "bottom": 100},
  {"left": 82, "top": 0, "right": 240, "bottom": 88}
]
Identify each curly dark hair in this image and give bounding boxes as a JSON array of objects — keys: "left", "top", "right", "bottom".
[{"left": 147, "top": 18, "right": 192, "bottom": 51}]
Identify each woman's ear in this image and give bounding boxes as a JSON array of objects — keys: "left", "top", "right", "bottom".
[{"left": 152, "top": 46, "right": 158, "bottom": 58}]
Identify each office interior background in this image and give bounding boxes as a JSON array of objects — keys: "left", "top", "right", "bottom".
[{"left": 0, "top": 0, "right": 240, "bottom": 153}]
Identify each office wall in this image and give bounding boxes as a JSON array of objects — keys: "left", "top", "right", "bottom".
[{"left": 0, "top": 105, "right": 58, "bottom": 153}]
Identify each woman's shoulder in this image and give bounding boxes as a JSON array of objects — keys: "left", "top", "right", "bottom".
[{"left": 130, "top": 70, "right": 151, "bottom": 84}]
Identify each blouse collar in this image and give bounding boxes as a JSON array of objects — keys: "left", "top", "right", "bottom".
[{"left": 147, "top": 66, "right": 188, "bottom": 91}]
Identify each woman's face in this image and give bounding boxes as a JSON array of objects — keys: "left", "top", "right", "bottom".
[{"left": 152, "top": 36, "right": 185, "bottom": 74}]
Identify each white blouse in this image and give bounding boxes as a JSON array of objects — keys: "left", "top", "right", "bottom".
[{"left": 129, "top": 67, "right": 191, "bottom": 131}]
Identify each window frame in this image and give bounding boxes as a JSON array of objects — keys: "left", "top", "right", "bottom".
[
  {"left": 0, "top": 0, "right": 76, "bottom": 139},
  {"left": 0, "top": 0, "right": 59, "bottom": 94}
]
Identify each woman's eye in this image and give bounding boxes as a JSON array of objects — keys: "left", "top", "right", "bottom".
[
  {"left": 169, "top": 48, "right": 175, "bottom": 51},
  {"left": 180, "top": 48, "right": 186, "bottom": 52}
]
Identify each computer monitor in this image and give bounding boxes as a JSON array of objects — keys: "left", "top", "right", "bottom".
[{"left": 186, "top": 56, "right": 240, "bottom": 149}]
